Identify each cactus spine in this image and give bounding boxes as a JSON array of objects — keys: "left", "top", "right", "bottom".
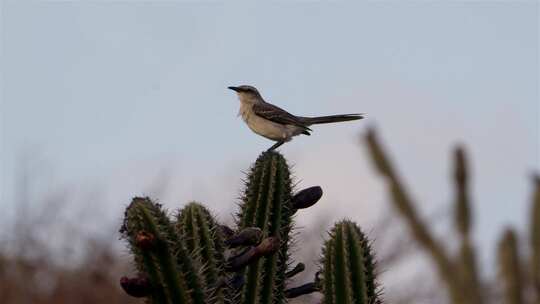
[
  {"left": 236, "top": 151, "right": 294, "bottom": 304},
  {"left": 320, "top": 220, "right": 380, "bottom": 304}
]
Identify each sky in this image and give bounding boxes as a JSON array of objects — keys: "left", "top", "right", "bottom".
[{"left": 1, "top": 0, "right": 539, "bottom": 285}]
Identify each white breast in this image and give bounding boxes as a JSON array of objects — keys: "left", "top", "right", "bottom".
[{"left": 239, "top": 102, "right": 301, "bottom": 142}]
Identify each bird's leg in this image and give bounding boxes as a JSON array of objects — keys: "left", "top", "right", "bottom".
[{"left": 267, "top": 141, "right": 285, "bottom": 151}]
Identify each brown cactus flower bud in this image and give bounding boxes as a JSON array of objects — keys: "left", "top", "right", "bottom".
[
  {"left": 135, "top": 231, "right": 155, "bottom": 250},
  {"left": 226, "top": 236, "right": 280, "bottom": 271},
  {"left": 225, "top": 227, "right": 263, "bottom": 247},
  {"left": 292, "top": 186, "right": 323, "bottom": 210},
  {"left": 219, "top": 225, "right": 235, "bottom": 238},
  {"left": 285, "top": 262, "right": 306, "bottom": 278},
  {"left": 120, "top": 275, "right": 151, "bottom": 298},
  {"left": 285, "top": 282, "right": 319, "bottom": 298},
  {"left": 254, "top": 236, "right": 280, "bottom": 255}
]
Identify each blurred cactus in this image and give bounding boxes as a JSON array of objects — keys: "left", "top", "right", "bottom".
[
  {"left": 530, "top": 176, "right": 540, "bottom": 302},
  {"left": 119, "top": 151, "right": 377, "bottom": 303},
  {"left": 498, "top": 229, "right": 524, "bottom": 304},
  {"left": 320, "top": 220, "right": 380, "bottom": 304},
  {"left": 365, "top": 127, "right": 540, "bottom": 304}
]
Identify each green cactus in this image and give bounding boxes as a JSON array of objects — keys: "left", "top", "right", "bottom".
[
  {"left": 176, "top": 202, "right": 229, "bottom": 303},
  {"left": 119, "top": 151, "right": 374, "bottom": 304},
  {"left": 236, "top": 151, "right": 294, "bottom": 304},
  {"left": 119, "top": 197, "right": 195, "bottom": 304},
  {"left": 320, "top": 220, "right": 380, "bottom": 304}
]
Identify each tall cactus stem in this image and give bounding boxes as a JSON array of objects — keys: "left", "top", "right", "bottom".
[
  {"left": 320, "top": 220, "right": 380, "bottom": 304},
  {"left": 176, "top": 202, "right": 228, "bottom": 303},
  {"left": 499, "top": 229, "right": 524, "bottom": 304},
  {"left": 365, "top": 128, "right": 464, "bottom": 303},
  {"left": 236, "top": 151, "right": 294, "bottom": 304},
  {"left": 453, "top": 146, "right": 482, "bottom": 303},
  {"left": 120, "top": 197, "right": 191, "bottom": 304},
  {"left": 530, "top": 175, "right": 540, "bottom": 301}
]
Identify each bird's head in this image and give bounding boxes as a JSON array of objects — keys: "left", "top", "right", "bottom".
[{"left": 228, "top": 85, "right": 262, "bottom": 103}]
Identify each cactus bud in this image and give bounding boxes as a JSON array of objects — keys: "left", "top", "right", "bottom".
[
  {"left": 225, "top": 227, "right": 263, "bottom": 247},
  {"left": 286, "top": 263, "right": 306, "bottom": 278},
  {"left": 255, "top": 236, "right": 280, "bottom": 254},
  {"left": 219, "top": 225, "right": 235, "bottom": 238},
  {"left": 292, "top": 186, "right": 323, "bottom": 210},
  {"left": 135, "top": 231, "right": 155, "bottom": 250},
  {"left": 227, "top": 237, "right": 281, "bottom": 271},
  {"left": 120, "top": 275, "right": 152, "bottom": 298},
  {"left": 285, "top": 282, "right": 319, "bottom": 298}
]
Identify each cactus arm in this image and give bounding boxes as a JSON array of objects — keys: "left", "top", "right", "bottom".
[
  {"left": 260, "top": 156, "right": 292, "bottom": 304},
  {"left": 333, "top": 223, "right": 353, "bottom": 304},
  {"left": 237, "top": 152, "right": 294, "bottom": 304},
  {"left": 134, "top": 247, "right": 168, "bottom": 303},
  {"left": 531, "top": 176, "right": 540, "bottom": 302},
  {"left": 365, "top": 128, "right": 463, "bottom": 303},
  {"left": 346, "top": 224, "right": 369, "bottom": 304},
  {"left": 120, "top": 197, "right": 191, "bottom": 304},
  {"left": 453, "top": 147, "right": 483, "bottom": 303},
  {"left": 499, "top": 229, "right": 524, "bottom": 304},
  {"left": 139, "top": 207, "right": 191, "bottom": 304},
  {"left": 322, "top": 240, "right": 335, "bottom": 304},
  {"left": 176, "top": 202, "right": 227, "bottom": 304},
  {"left": 241, "top": 157, "right": 272, "bottom": 304},
  {"left": 321, "top": 221, "right": 380, "bottom": 304}
]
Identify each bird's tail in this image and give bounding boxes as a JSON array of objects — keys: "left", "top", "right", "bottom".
[{"left": 301, "top": 113, "right": 364, "bottom": 125}]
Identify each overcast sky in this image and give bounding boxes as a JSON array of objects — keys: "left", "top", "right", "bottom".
[{"left": 1, "top": 0, "right": 538, "bottom": 283}]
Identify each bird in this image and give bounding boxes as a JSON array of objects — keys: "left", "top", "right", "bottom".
[{"left": 228, "top": 85, "right": 364, "bottom": 151}]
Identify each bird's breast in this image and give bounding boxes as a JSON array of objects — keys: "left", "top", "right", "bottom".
[{"left": 238, "top": 103, "right": 289, "bottom": 141}]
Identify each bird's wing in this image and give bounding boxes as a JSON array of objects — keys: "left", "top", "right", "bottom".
[{"left": 252, "top": 102, "right": 312, "bottom": 131}]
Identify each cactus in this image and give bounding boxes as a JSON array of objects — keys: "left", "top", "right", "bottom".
[
  {"left": 117, "top": 129, "right": 540, "bottom": 304},
  {"left": 119, "top": 151, "right": 376, "bottom": 304},
  {"left": 235, "top": 151, "right": 294, "bottom": 304},
  {"left": 320, "top": 220, "right": 380, "bottom": 304},
  {"left": 175, "top": 202, "right": 229, "bottom": 303},
  {"left": 530, "top": 176, "right": 540, "bottom": 302},
  {"left": 119, "top": 197, "right": 196, "bottom": 304},
  {"left": 365, "top": 127, "right": 540, "bottom": 304},
  {"left": 498, "top": 229, "right": 524, "bottom": 304}
]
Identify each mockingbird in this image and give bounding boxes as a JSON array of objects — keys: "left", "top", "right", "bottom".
[{"left": 228, "top": 85, "right": 364, "bottom": 151}]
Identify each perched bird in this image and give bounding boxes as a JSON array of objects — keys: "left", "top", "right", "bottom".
[{"left": 228, "top": 85, "right": 364, "bottom": 151}]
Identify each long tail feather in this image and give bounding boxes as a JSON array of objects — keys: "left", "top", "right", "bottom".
[{"left": 302, "top": 113, "right": 364, "bottom": 125}]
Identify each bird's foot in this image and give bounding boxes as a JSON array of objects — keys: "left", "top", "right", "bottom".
[{"left": 267, "top": 141, "right": 285, "bottom": 152}]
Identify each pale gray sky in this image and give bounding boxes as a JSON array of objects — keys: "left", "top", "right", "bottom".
[{"left": 1, "top": 0, "right": 538, "bottom": 283}]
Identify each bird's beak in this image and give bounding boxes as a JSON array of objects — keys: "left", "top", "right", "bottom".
[{"left": 228, "top": 86, "right": 240, "bottom": 92}]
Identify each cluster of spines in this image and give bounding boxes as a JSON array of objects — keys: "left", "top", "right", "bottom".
[{"left": 320, "top": 220, "right": 380, "bottom": 304}]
